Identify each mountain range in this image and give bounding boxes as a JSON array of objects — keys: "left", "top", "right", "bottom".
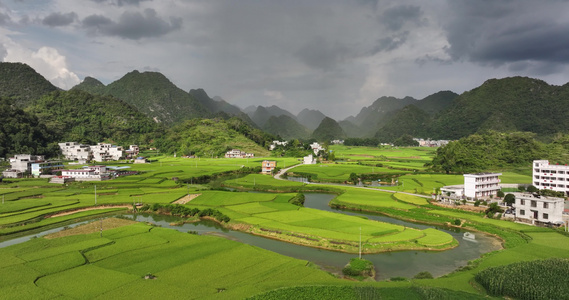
[{"left": 2, "top": 61, "right": 569, "bottom": 159}]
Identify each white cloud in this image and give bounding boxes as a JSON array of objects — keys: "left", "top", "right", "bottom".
[{"left": 3, "top": 41, "right": 80, "bottom": 89}]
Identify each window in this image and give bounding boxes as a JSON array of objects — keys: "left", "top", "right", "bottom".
[
  {"left": 543, "top": 213, "right": 549, "bottom": 220},
  {"left": 543, "top": 202, "right": 549, "bottom": 209},
  {"left": 520, "top": 200, "right": 525, "bottom": 205},
  {"left": 531, "top": 201, "right": 537, "bottom": 208},
  {"left": 520, "top": 209, "right": 525, "bottom": 215}
]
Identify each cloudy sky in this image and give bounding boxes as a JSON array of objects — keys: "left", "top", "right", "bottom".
[{"left": 1, "top": 0, "right": 569, "bottom": 119}]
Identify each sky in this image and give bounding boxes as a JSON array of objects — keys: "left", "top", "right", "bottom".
[{"left": 1, "top": 0, "right": 569, "bottom": 120}]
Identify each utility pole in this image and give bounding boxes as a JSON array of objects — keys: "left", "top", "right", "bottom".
[
  {"left": 94, "top": 185, "right": 97, "bottom": 205},
  {"left": 359, "top": 227, "right": 362, "bottom": 259}
]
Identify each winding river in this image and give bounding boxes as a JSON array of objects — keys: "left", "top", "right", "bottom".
[{"left": 0, "top": 193, "right": 502, "bottom": 280}]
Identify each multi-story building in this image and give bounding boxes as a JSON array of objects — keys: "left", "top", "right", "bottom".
[
  {"left": 90, "top": 143, "right": 123, "bottom": 162},
  {"left": 261, "top": 160, "right": 276, "bottom": 174},
  {"left": 60, "top": 166, "right": 110, "bottom": 181},
  {"left": 125, "top": 145, "right": 140, "bottom": 159},
  {"left": 513, "top": 192, "right": 564, "bottom": 225},
  {"left": 532, "top": 160, "right": 569, "bottom": 195},
  {"left": 464, "top": 173, "right": 501, "bottom": 199},
  {"left": 2, "top": 155, "right": 45, "bottom": 178},
  {"left": 59, "top": 142, "right": 92, "bottom": 162},
  {"left": 303, "top": 154, "right": 316, "bottom": 165}
]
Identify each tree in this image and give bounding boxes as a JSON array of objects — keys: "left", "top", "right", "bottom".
[
  {"left": 485, "top": 202, "right": 503, "bottom": 217},
  {"left": 349, "top": 172, "right": 359, "bottom": 185},
  {"left": 497, "top": 190, "right": 505, "bottom": 198},
  {"left": 527, "top": 185, "right": 538, "bottom": 193},
  {"left": 414, "top": 271, "right": 433, "bottom": 279},
  {"left": 393, "top": 134, "right": 419, "bottom": 147},
  {"left": 504, "top": 194, "right": 515, "bottom": 206}
]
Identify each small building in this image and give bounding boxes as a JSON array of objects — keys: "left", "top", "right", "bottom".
[
  {"left": 513, "top": 192, "right": 564, "bottom": 225},
  {"left": 303, "top": 154, "right": 316, "bottom": 165},
  {"left": 31, "top": 161, "right": 64, "bottom": 176},
  {"left": 224, "top": 149, "right": 254, "bottom": 158},
  {"left": 269, "top": 141, "right": 288, "bottom": 151},
  {"left": 60, "top": 166, "right": 110, "bottom": 181},
  {"left": 310, "top": 142, "right": 324, "bottom": 155},
  {"left": 2, "top": 154, "right": 46, "bottom": 178},
  {"left": 261, "top": 160, "right": 276, "bottom": 174},
  {"left": 125, "top": 145, "right": 140, "bottom": 159},
  {"left": 134, "top": 157, "right": 148, "bottom": 164},
  {"left": 464, "top": 173, "right": 501, "bottom": 199}
]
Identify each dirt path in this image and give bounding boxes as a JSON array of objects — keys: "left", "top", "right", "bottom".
[
  {"left": 47, "top": 205, "right": 131, "bottom": 218},
  {"left": 173, "top": 193, "right": 201, "bottom": 204}
]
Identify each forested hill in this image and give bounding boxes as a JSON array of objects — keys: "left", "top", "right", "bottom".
[
  {"left": 429, "top": 77, "right": 569, "bottom": 139},
  {"left": 73, "top": 70, "right": 211, "bottom": 125},
  {"left": 263, "top": 115, "right": 310, "bottom": 140},
  {"left": 154, "top": 117, "right": 274, "bottom": 157},
  {"left": 26, "top": 89, "right": 163, "bottom": 146},
  {"left": 0, "top": 62, "right": 58, "bottom": 107},
  {"left": 312, "top": 117, "right": 346, "bottom": 141}
]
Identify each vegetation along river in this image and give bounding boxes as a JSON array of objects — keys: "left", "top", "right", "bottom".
[{"left": 0, "top": 194, "right": 501, "bottom": 280}]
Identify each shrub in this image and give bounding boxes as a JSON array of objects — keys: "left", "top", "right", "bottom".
[
  {"left": 474, "top": 200, "right": 480, "bottom": 207},
  {"left": 390, "top": 276, "right": 408, "bottom": 281},
  {"left": 497, "top": 190, "right": 505, "bottom": 198},
  {"left": 414, "top": 271, "right": 433, "bottom": 279},
  {"left": 453, "top": 219, "right": 461, "bottom": 226}
]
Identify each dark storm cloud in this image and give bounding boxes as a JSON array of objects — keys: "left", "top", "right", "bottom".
[
  {"left": 381, "top": 4, "right": 424, "bottom": 31},
  {"left": 443, "top": 0, "right": 569, "bottom": 68},
  {"left": 295, "top": 36, "right": 350, "bottom": 71},
  {"left": 0, "top": 12, "right": 11, "bottom": 25},
  {"left": 82, "top": 8, "right": 181, "bottom": 40},
  {"left": 371, "top": 31, "right": 408, "bottom": 53},
  {"left": 89, "top": 0, "right": 151, "bottom": 6},
  {"left": 42, "top": 12, "right": 77, "bottom": 27}
]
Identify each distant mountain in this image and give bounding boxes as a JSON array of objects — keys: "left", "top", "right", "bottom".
[
  {"left": 189, "top": 89, "right": 243, "bottom": 116},
  {"left": 247, "top": 105, "right": 297, "bottom": 127},
  {"left": 375, "top": 105, "right": 431, "bottom": 142},
  {"left": 429, "top": 77, "right": 569, "bottom": 139},
  {"left": 0, "top": 62, "right": 58, "bottom": 107},
  {"left": 413, "top": 91, "right": 458, "bottom": 115},
  {"left": 73, "top": 71, "right": 210, "bottom": 124},
  {"left": 72, "top": 76, "right": 106, "bottom": 94},
  {"left": 347, "top": 96, "right": 417, "bottom": 137},
  {"left": 263, "top": 115, "right": 310, "bottom": 140},
  {"left": 338, "top": 120, "right": 365, "bottom": 138},
  {"left": 312, "top": 117, "right": 346, "bottom": 141},
  {"left": 296, "top": 108, "right": 327, "bottom": 130}
]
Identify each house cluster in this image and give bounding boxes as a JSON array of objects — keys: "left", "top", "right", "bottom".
[
  {"left": 439, "top": 167, "right": 567, "bottom": 226},
  {"left": 224, "top": 149, "right": 254, "bottom": 158},
  {"left": 59, "top": 142, "right": 139, "bottom": 163},
  {"left": 413, "top": 138, "right": 450, "bottom": 147},
  {"left": 330, "top": 140, "right": 344, "bottom": 145},
  {"left": 309, "top": 142, "right": 325, "bottom": 155},
  {"left": 2, "top": 154, "right": 63, "bottom": 178},
  {"left": 51, "top": 165, "right": 111, "bottom": 183},
  {"left": 269, "top": 141, "right": 288, "bottom": 151}
]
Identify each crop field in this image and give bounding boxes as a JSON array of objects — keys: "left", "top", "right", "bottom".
[
  {"left": 330, "top": 145, "right": 436, "bottom": 161},
  {"left": 186, "top": 190, "right": 454, "bottom": 251},
  {"left": 0, "top": 222, "right": 339, "bottom": 299},
  {"left": 333, "top": 188, "right": 416, "bottom": 210},
  {"left": 223, "top": 174, "right": 305, "bottom": 189},
  {"left": 290, "top": 164, "right": 403, "bottom": 182},
  {"left": 377, "top": 174, "right": 464, "bottom": 195}
]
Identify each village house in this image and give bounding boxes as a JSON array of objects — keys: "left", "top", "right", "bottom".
[
  {"left": 269, "top": 140, "right": 288, "bottom": 151},
  {"left": 58, "top": 142, "right": 92, "bottom": 163},
  {"left": 224, "top": 149, "right": 254, "bottom": 158},
  {"left": 59, "top": 142, "right": 130, "bottom": 163},
  {"left": 261, "top": 160, "right": 276, "bottom": 174},
  {"left": 310, "top": 142, "right": 325, "bottom": 155},
  {"left": 303, "top": 154, "right": 316, "bottom": 164},
  {"left": 512, "top": 192, "right": 564, "bottom": 225},
  {"left": 440, "top": 172, "right": 502, "bottom": 201},
  {"left": 2, "top": 154, "right": 62, "bottom": 178},
  {"left": 58, "top": 165, "right": 110, "bottom": 182}
]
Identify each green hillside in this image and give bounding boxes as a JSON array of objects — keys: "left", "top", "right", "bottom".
[
  {"left": 312, "top": 117, "right": 346, "bottom": 141},
  {"left": 155, "top": 117, "right": 273, "bottom": 157},
  {"left": 375, "top": 105, "right": 431, "bottom": 142},
  {"left": 26, "top": 89, "right": 163, "bottom": 147},
  {"left": 263, "top": 115, "right": 310, "bottom": 140},
  {"left": 0, "top": 97, "right": 59, "bottom": 158},
  {"left": 0, "top": 62, "right": 58, "bottom": 107}
]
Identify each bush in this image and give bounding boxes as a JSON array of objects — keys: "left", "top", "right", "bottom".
[
  {"left": 497, "top": 190, "right": 505, "bottom": 198},
  {"left": 414, "top": 271, "right": 433, "bottom": 279},
  {"left": 453, "top": 219, "right": 461, "bottom": 226},
  {"left": 389, "top": 276, "right": 408, "bottom": 281},
  {"left": 474, "top": 200, "right": 480, "bottom": 207}
]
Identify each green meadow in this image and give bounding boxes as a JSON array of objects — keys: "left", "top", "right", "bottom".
[{"left": 0, "top": 146, "right": 561, "bottom": 299}]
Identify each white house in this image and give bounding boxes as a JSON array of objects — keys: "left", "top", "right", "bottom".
[
  {"left": 31, "top": 161, "right": 64, "bottom": 176},
  {"left": 513, "top": 192, "right": 564, "bottom": 225},
  {"left": 90, "top": 143, "right": 123, "bottom": 162},
  {"left": 269, "top": 141, "right": 288, "bottom": 151},
  {"left": 2, "top": 155, "right": 46, "bottom": 178},
  {"left": 59, "top": 142, "right": 92, "bottom": 162},
  {"left": 464, "top": 173, "right": 501, "bottom": 199},
  {"left": 60, "top": 165, "right": 110, "bottom": 181},
  {"left": 310, "top": 142, "right": 325, "bottom": 155},
  {"left": 303, "top": 154, "right": 316, "bottom": 164},
  {"left": 224, "top": 149, "right": 254, "bottom": 158},
  {"left": 533, "top": 160, "right": 569, "bottom": 195}
]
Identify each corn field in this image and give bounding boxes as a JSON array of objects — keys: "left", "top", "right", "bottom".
[{"left": 475, "top": 258, "right": 569, "bottom": 300}]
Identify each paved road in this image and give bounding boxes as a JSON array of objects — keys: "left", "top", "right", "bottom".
[{"left": 274, "top": 164, "right": 432, "bottom": 199}]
